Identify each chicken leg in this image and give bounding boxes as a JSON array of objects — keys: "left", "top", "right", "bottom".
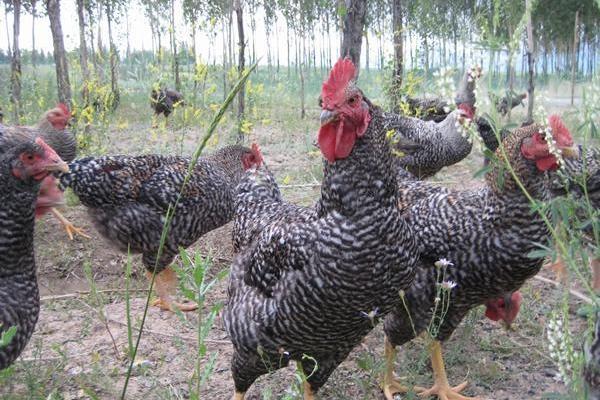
[
  {"left": 51, "top": 208, "right": 91, "bottom": 240},
  {"left": 303, "top": 382, "right": 315, "bottom": 400},
  {"left": 414, "top": 341, "right": 479, "bottom": 400},
  {"left": 147, "top": 267, "right": 198, "bottom": 312},
  {"left": 231, "top": 392, "right": 245, "bottom": 400},
  {"left": 382, "top": 336, "right": 410, "bottom": 400}
]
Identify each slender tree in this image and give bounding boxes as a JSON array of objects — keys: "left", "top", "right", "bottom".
[
  {"left": 234, "top": 0, "right": 245, "bottom": 141},
  {"left": 340, "top": 0, "right": 367, "bottom": 70},
  {"left": 391, "top": 0, "right": 403, "bottom": 111},
  {"left": 77, "top": 0, "right": 91, "bottom": 102},
  {"left": 9, "top": 0, "right": 22, "bottom": 119},
  {"left": 46, "top": 0, "right": 71, "bottom": 105},
  {"left": 525, "top": 0, "right": 535, "bottom": 124}
]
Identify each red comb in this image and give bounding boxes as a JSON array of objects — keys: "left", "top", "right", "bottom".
[
  {"left": 57, "top": 103, "right": 71, "bottom": 118},
  {"left": 34, "top": 137, "right": 60, "bottom": 159},
  {"left": 321, "top": 58, "right": 356, "bottom": 109},
  {"left": 548, "top": 115, "right": 573, "bottom": 147},
  {"left": 251, "top": 143, "right": 264, "bottom": 166}
]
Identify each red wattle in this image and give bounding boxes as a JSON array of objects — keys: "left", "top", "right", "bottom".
[
  {"left": 318, "top": 120, "right": 357, "bottom": 163},
  {"left": 334, "top": 120, "right": 356, "bottom": 160},
  {"left": 318, "top": 123, "right": 338, "bottom": 163},
  {"left": 484, "top": 305, "right": 500, "bottom": 321},
  {"left": 536, "top": 155, "right": 558, "bottom": 171}
]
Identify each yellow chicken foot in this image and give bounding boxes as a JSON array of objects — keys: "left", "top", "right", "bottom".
[
  {"left": 147, "top": 267, "right": 198, "bottom": 312},
  {"left": 382, "top": 336, "right": 410, "bottom": 400},
  {"left": 303, "top": 381, "right": 315, "bottom": 400},
  {"left": 414, "top": 341, "right": 479, "bottom": 400},
  {"left": 51, "top": 207, "right": 91, "bottom": 240},
  {"left": 231, "top": 391, "right": 245, "bottom": 400},
  {"left": 545, "top": 255, "right": 568, "bottom": 283}
]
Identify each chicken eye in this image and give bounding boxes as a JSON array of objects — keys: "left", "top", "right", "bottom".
[{"left": 348, "top": 97, "right": 357, "bottom": 104}]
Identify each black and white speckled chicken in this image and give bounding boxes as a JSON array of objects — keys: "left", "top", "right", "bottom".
[
  {"left": 224, "top": 58, "right": 418, "bottom": 400},
  {"left": 150, "top": 87, "right": 184, "bottom": 127},
  {"left": 388, "top": 66, "right": 481, "bottom": 179},
  {"left": 0, "top": 128, "right": 68, "bottom": 370},
  {"left": 58, "top": 144, "right": 263, "bottom": 312},
  {"left": 381, "top": 115, "right": 579, "bottom": 400}
]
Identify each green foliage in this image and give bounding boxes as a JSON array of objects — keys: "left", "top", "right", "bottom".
[{"left": 0, "top": 324, "right": 17, "bottom": 349}]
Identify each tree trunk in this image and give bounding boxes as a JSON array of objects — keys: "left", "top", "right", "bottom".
[
  {"left": 10, "top": 0, "right": 22, "bottom": 120},
  {"left": 340, "top": 0, "right": 367, "bottom": 73},
  {"left": 96, "top": 2, "right": 105, "bottom": 82},
  {"left": 525, "top": 0, "right": 535, "bottom": 124},
  {"left": 4, "top": 3, "right": 11, "bottom": 56},
  {"left": 31, "top": 0, "right": 37, "bottom": 70},
  {"left": 46, "top": 0, "right": 71, "bottom": 106},
  {"left": 364, "top": 31, "right": 369, "bottom": 71},
  {"left": 234, "top": 0, "right": 245, "bottom": 142},
  {"left": 300, "top": 36, "right": 306, "bottom": 119},
  {"left": 570, "top": 9, "right": 580, "bottom": 106},
  {"left": 125, "top": 9, "right": 131, "bottom": 59},
  {"left": 391, "top": 0, "right": 403, "bottom": 111},
  {"left": 286, "top": 23, "right": 291, "bottom": 77},
  {"left": 77, "top": 0, "right": 90, "bottom": 102},
  {"left": 171, "top": 0, "right": 181, "bottom": 91},
  {"left": 106, "top": 2, "right": 119, "bottom": 105}
]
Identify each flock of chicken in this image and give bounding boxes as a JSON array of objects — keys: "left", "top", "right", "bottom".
[{"left": 0, "top": 58, "right": 598, "bottom": 400}]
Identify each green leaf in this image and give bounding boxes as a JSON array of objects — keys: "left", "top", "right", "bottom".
[{"left": 0, "top": 325, "right": 17, "bottom": 348}]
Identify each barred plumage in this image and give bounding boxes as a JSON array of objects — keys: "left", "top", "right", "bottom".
[
  {"left": 224, "top": 59, "right": 417, "bottom": 397},
  {"left": 388, "top": 68, "right": 479, "bottom": 179},
  {"left": 59, "top": 144, "right": 261, "bottom": 311},
  {"left": 382, "top": 119, "right": 579, "bottom": 399},
  {"left": 0, "top": 128, "right": 67, "bottom": 370}
]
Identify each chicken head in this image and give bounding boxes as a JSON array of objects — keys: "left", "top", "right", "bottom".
[{"left": 318, "top": 58, "right": 371, "bottom": 163}]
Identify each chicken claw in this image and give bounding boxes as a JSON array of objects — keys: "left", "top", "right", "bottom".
[
  {"left": 151, "top": 297, "right": 198, "bottom": 312},
  {"left": 415, "top": 341, "right": 481, "bottom": 400},
  {"left": 51, "top": 208, "right": 91, "bottom": 240},
  {"left": 415, "top": 381, "right": 477, "bottom": 400},
  {"left": 382, "top": 337, "right": 410, "bottom": 400}
]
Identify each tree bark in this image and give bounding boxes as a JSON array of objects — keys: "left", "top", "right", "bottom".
[
  {"left": 234, "top": 0, "right": 245, "bottom": 142},
  {"left": 106, "top": 1, "right": 119, "bottom": 106},
  {"left": 570, "top": 9, "right": 580, "bottom": 106},
  {"left": 76, "top": 0, "right": 90, "bottom": 102},
  {"left": 31, "top": 0, "right": 37, "bottom": 70},
  {"left": 391, "top": 0, "right": 403, "bottom": 111},
  {"left": 340, "top": 0, "right": 367, "bottom": 73},
  {"left": 10, "top": 0, "right": 22, "bottom": 120},
  {"left": 525, "top": 0, "right": 535, "bottom": 124},
  {"left": 4, "top": 3, "right": 11, "bottom": 55},
  {"left": 170, "top": 0, "right": 180, "bottom": 91},
  {"left": 46, "top": 0, "right": 71, "bottom": 106}
]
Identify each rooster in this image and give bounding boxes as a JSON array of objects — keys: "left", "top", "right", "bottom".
[
  {"left": 224, "top": 58, "right": 418, "bottom": 400},
  {"left": 382, "top": 116, "right": 579, "bottom": 400},
  {"left": 0, "top": 129, "right": 68, "bottom": 370},
  {"left": 150, "top": 87, "right": 184, "bottom": 127},
  {"left": 58, "top": 145, "right": 263, "bottom": 312}
]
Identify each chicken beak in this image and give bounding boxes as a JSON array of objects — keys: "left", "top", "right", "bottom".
[
  {"left": 44, "top": 160, "right": 70, "bottom": 173},
  {"left": 320, "top": 109, "right": 339, "bottom": 126},
  {"left": 561, "top": 145, "right": 579, "bottom": 159}
]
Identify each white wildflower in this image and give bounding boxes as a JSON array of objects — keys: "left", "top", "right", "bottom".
[
  {"left": 435, "top": 258, "right": 454, "bottom": 269},
  {"left": 440, "top": 280, "right": 457, "bottom": 290}
]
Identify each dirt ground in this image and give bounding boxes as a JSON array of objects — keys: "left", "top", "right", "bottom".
[{"left": 0, "top": 110, "right": 591, "bottom": 400}]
